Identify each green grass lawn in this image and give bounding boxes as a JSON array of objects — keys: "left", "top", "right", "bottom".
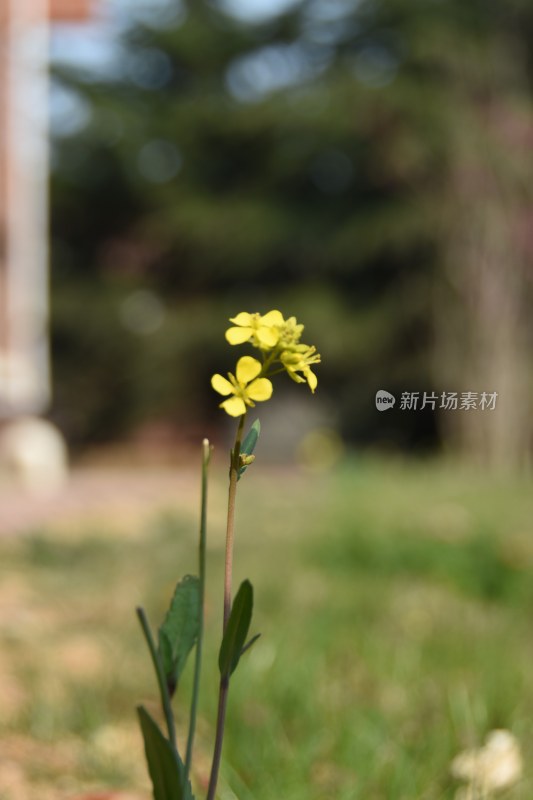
[{"left": 1, "top": 457, "right": 533, "bottom": 799}]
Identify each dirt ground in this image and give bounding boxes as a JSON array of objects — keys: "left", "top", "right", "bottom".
[{"left": 0, "top": 467, "right": 199, "bottom": 537}]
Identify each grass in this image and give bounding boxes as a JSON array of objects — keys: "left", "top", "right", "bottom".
[{"left": 1, "top": 456, "right": 533, "bottom": 798}]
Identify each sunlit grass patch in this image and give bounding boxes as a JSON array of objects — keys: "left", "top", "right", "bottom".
[{"left": 0, "top": 458, "right": 532, "bottom": 798}]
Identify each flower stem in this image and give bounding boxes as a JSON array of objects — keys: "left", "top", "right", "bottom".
[
  {"left": 260, "top": 351, "right": 277, "bottom": 377},
  {"left": 206, "top": 414, "right": 246, "bottom": 800},
  {"left": 185, "top": 439, "right": 211, "bottom": 780},
  {"left": 206, "top": 675, "right": 229, "bottom": 800},
  {"left": 223, "top": 413, "right": 246, "bottom": 629}
]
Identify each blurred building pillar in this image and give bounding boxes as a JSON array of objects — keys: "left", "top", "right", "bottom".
[
  {"left": 0, "top": 0, "right": 50, "bottom": 417},
  {"left": 0, "top": 0, "right": 92, "bottom": 487},
  {"left": 0, "top": 0, "right": 92, "bottom": 418}
]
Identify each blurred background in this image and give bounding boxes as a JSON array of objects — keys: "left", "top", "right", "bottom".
[
  {"left": 1, "top": 0, "right": 533, "bottom": 798},
  {"left": 4, "top": 0, "right": 533, "bottom": 470}
]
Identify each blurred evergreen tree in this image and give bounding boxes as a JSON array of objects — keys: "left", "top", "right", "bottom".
[{"left": 50, "top": 0, "right": 533, "bottom": 465}]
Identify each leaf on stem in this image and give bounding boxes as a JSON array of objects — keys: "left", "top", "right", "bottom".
[
  {"left": 238, "top": 419, "right": 261, "bottom": 479},
  {"left": 158, "top": 575, "right": 200, "bottom": 697},
  {"left": 137, "top": 705, "right": 195, "bottom": 800},
  {"left": 241, "top": 632, "right": 261, "bottom": 657},
  {"left": 218, "top": 579, "right": 254, "bottom": 678}
]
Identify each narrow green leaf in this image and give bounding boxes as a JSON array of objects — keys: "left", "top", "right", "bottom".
[
  {"left": 238, "top": 420, "right": 261, "bottom": 479},
  {"left": 137, "top": 607, "right": 177, "bottom": 747},
  {"left": 241, "top": 633, "right": 261, "bottom": 657},
  {"left": 158, "top": 575, "right": 200, "bottom": 696},
  {"left": 137, "top": 705, "right": 195, "bottom": 800},
  {"left": 218, "top": 580, "right": 253, "bottom": 678}
]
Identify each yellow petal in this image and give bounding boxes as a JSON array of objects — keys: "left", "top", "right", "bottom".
[
  {"left": 220, "top": 396, "right": 247, "bottom": 417},
  {"left": 225, "top": 326, "right": 252, "bottom": 345},
  {"left": 306, "top": 370, "right": 318, "bottom": 393},
  {"left": 256, "top": 326, "right": 279, "bottom": 347},
  {"left": 236, "top": 355, "right": 262, "bottom": 384},
  {"left": 211, "top": 374, "right": 233, "bottom": 396},
  {"left": 261, "top": 310, "right": 284, "bottom": 326},
  {"left": 229, "top": 312, "right": 253, "bottom": 326},
  {"left": 246, "top": 378, "right": 273, "bottom": 402},
  {"left": 286, "top": 369, "right": 305, "bottom": 384}
]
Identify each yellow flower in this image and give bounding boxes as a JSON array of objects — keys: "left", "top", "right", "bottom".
[
  {"left": 211, "top": 356, "right": 273, "bottom": 417},
  {"left": 280, "top": 345, "right": 321, "bottom": 393},
  {"left": 225, "top": 310, "right": 284, "bottom": 349},
  {"left": 278, "top": 316, "right": 304, "bottom": 348},
  {"left": 216, "top": 309, "right": 320, "bottom": 403}
]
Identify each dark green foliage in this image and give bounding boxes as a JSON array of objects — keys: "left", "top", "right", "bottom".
[
  {"left": 50, "top": 0, "right": 533, "bottom": 453},
  {"left": 158, "top": 575, "right": 200, "bottom": 697},
  {"left": 218, "top": 580, "right": 254, "bottom": 678},
  {"left": 137, "top": 705, "right": 195, "bottom": 800}
]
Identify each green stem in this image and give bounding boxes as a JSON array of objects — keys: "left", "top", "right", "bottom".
[
  {"left": 136, "top": 606, "right": 177, "bottom": 750},
  {"left": 259, "top": 351, "right": 278, "bottom": 377},
  {"left": 185, "top": 439, "right": 211, "bottom": 780},
  {"left": 206, "top": 414, "right": 246, "bottom": 800}
]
